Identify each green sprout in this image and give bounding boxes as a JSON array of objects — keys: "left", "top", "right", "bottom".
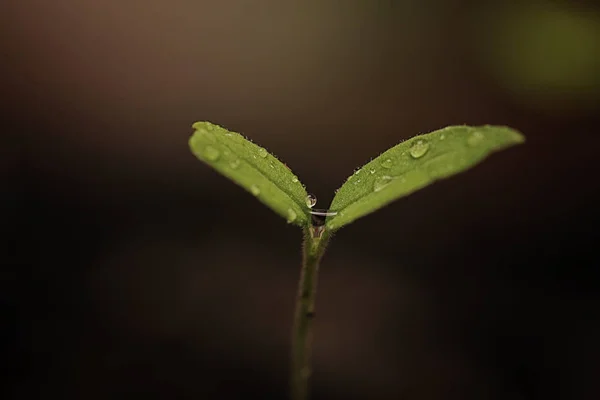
[{"left": 189, "top": 121, "right": 525, "bottom": 400}]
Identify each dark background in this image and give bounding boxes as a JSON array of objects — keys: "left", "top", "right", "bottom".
[{"left": 4, "top": 1, "right": 600, "bottom": 399}]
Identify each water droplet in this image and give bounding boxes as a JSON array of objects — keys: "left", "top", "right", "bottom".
[
  {"left": 203, "top": 145, "right": 220, "bottom": 161},
  {"left": 229, "top": 159, "right": 240, "bottom": 169},
  {"left": 258, "top": 148, "right": 268, "bottom": 158},
  {"left": 467, "top": 130, "right": 484, "bottom": 146},
  {"left": 354, "top": 179, "right": 361, "bottom": 185},
  {"left": 370, "top": 169, "right": 376, "bottom": 174},
  {"left": 374, "top": 175, "right": 393, "bottom": 192},
  {"left": 440, "top": 133, "right": 446, "bottom": 140},
  {"left": 306, "top": 194, "right": 317, "bottom": 208},
  {"left": 409, "top": 139, "right": 429, "bottom": 159},
  {"left": 354, "top": 169, "right": 361, "bottom": 175},
  {"left": 381, "top": 159, "right": 393, "bottom": 169},
  {"left": 286, "top": 208, "right": 297, "bottom": 223},
  {"left": 292, "top": 177, "right": 299, "bottom": 183},
  {"left": 250, "top": 185, "right": 260, "bottom": 196}
]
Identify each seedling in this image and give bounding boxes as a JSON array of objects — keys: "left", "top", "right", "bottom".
[{"left": 189, "top": 122, "right": 524, "bottom": 400}]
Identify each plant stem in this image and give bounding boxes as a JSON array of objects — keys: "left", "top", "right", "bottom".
[{"left": 291, "top": 227, "right": 330, "bottom": 400}]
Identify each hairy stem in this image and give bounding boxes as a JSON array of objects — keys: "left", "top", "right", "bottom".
[{"left": 290, "top": 227, "right": 330, "bottom": 400}]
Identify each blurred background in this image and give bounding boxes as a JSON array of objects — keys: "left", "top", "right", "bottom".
[{"left": 3, "top": 0, "right": 600, "bottom": 399}]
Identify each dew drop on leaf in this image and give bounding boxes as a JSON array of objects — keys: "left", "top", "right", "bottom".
[
  {"left": 374, "top": 175, "right": 393, "bottom": 192},
  {"left": 381, "top": 159, "right": 393, "bottom": 169},
  {"left": 229, "top": 159, "right": 240, "bottom": 169},
  {"left": 286, "top": 208, "right": 297, "bottom": 223},
  {"left": 370, "top": 169, "right": 376, "bottom": 174},
  {"left": 258, "top": 148, "right": 268, "bottom": 158},
  {"left": 467, "top": 130, "right": 485, "bottom": 146},
  {"left": 409, "top": 139, "right": 429, "bottom": 158},
  {"left": 250, "top": 185, "right": 260, "bottom": 196},
  {"left": 306, "top": 194, "right": 317, "bottom": 208},
  {"left": 292, "top": 177, "right": 299, "bottom": 183},
  {"left": 203, "top": 145, "right": 220, "bottom": 161}
]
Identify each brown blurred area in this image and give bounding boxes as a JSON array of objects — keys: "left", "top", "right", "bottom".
[{"left": 3, "top": 0, "right": 600, "bottom": 399}]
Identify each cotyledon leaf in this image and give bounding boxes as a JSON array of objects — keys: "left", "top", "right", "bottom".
[
  {"left": 326, "top": 125, "right": 525, "bottom": 231},
  {"left": 189, "top": 121, "right": 309, "bottom": 226}
]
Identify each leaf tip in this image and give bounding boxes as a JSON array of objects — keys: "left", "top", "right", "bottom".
[
  {"left": 513, "top": 130, "right": 526, "bottom": 144},
  {"left": 188, "top": 126, "right": 209, "bottom": 154},
  {"left": 188, "top": 129, "right": 200, "bottom": 153},
  {"left": 504, "top": 126, "right": 526, "bottom": 144},
  {"left": 488, "top": 125, "right": 526, "bottom": 145},
  {"left": 192, "top": 121, "right": 215, "bottom": 131}
]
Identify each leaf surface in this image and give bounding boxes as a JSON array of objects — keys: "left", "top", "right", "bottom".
[
  {"left": 326, "top": 125, "right": 525, "bottom": 230},
  {"left": 189, "top": 122, "right": 309, "bottom": 226}
]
